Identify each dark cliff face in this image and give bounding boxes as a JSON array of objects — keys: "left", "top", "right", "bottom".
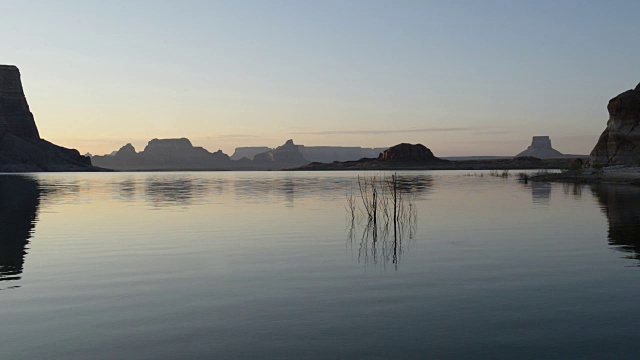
[
  {"left": 0, "top": 65, "right": 98, "bottom": 172},
  {"left": 590, "top": 83, "right": 640, "bottom": 165},
  {"left": 0, "top": 65, "right": 40, "bottom": 140}
]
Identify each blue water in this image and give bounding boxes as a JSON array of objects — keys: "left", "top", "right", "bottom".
[{"left": 1, "top": 171, "right": 639, "bottom": 359}]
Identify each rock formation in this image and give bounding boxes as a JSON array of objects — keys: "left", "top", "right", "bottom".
[
  {"left": 0, "top": 65, "right": 39, "bottom": 140},
  {"left": 115, "top": 143, "right": 137, "bottom": 157},
  {"left": 378, "top": 143, "right": 446, "bottom": 162},
  {"left": 591, "top": 83, "right": 640, "bottom": 165},
  {"left": 232, "top": 144, "right": 387, "bottom": 163},
  {"left": 254, "top": 139, "right": 308, "bottom": 165},
  {"left": 92, "top": 138, "right": 231, "bottom": 170},
  {"left": 299, "top": 146, "right": 387, "bottom": 163},
  {"left": 0, "top": 65, "right": 97, "bottom": 172},
  {"left": 230, "top": 147, "right": 272, "bottom": 160},
  {"left": 515, "top": 136, "right": 564, "bottom": 159}
]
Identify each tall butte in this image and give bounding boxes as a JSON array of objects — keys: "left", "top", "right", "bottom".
[
  {"left": 0, "top": 65, "right": 99, "bottom": 171},
  {"left": 0, "top": 65, "right": 40, "bottom": 140}
]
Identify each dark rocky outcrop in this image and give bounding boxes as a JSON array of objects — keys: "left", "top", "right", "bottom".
[
  {"left": 378, "top": 143, "right": 446, "bottom": 162},
  {"left": 0, "top": 65, "right": 98, "bottom": 172},
  {"left": 591, "top": 83, "right": 640, "bottom": 165},
  {"left": 0, "top": 65, "right": 39, "bottom": 140},
  {"left": 515, "top": 136, "right": 564, "bottom": 159}
]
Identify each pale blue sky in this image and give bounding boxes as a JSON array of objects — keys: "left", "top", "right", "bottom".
[{"left": 1, "top": 0, "right": 638, "bottom": 156}]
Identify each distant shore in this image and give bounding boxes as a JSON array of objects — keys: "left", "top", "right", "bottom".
[
  {"left": 530, "top": 166, "right": 640, "bottom": 185},
  {"left": 289, "top": 156, "right": 581, "bottom": 171}
]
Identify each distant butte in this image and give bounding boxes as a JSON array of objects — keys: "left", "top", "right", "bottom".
[{"left": 515, "top": 136, "right": 565, "bottom": 159}]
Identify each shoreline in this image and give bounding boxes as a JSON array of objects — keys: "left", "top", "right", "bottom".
[{"left": 530, "top": 167, "right": 640, "bottom": 185}]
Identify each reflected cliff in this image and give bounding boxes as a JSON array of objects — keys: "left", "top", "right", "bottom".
[
  {"left": 592, "top": 185, "right": 640, "bottom": 264},
  {"left": 144, "top": 176, "right": 216, "bottom": 208},
  {"left": 0, "top": 176, "right": 40, "bottom": 286},
  {"left": 562, "top": 182, "right": 583, "bottom": 200}
]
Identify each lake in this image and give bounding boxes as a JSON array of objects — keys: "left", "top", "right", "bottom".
[{"left": 1, "top": 171, "right": 640, "bottom": 359}]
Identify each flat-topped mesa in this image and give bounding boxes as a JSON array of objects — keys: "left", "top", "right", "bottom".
[
  {"left": 0, "top": 65, "right": 40, "bottom": 140},
  {"left": 143, "top": 138, "right": 193, "bottom": 152},
  {"left": 591, "top": 83, "right": 640, "bottom": 165},
  {"left": 515, "top": 136, "right": 564, "bottom": 159},
  {"left": 531, "top": 136, "right": 552, "bottom": 149}
]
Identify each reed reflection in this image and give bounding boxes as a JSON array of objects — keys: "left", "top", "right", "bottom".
[
  {"left": 346, "top": 174, "right": 420, "bottom": 270},
  {"left": 0, "top": 176, "right": 40, "bottom": 286},
  {"left": 592, "top": 185, "right": 640, "bottom": 264}
]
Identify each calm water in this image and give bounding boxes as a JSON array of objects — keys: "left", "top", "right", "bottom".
[{"left": 2, "top": 171, "right": 640, "bottom": 359}]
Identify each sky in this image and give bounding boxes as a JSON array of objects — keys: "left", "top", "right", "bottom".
[{"left": 1, "top": 0, "right": 639, "bottom": 156}]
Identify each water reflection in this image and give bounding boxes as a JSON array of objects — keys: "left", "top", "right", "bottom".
[
  {"left": 562, "top": 182, "right": 583, "bottom": 200},
  {"left": 144, "top": 176, "right": 213, "bottom": 207},
  {"left": 115, "top": 177, "right": 137, "bottom": 201},
  {"left": 530, "top": 181, "right": 552, "bottom": 204},
  {"left": 0, "top": 176, "right": 40, "bottom": 286},
  {"left": 592, "top": 185, "right": 640, "bottom": 264},
  {"left": 232, "top": 174, "right": 433, "bottom": 205}
]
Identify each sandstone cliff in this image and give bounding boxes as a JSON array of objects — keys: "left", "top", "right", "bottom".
[
  {"left": 591, "top": 83, "right": 640, "bottom": 165},
  {"left": 0, "top": 65, "right": 98, "bottom": 172},
  {"left": 0, "top": 65, "right": 39, "bottom": 140}
]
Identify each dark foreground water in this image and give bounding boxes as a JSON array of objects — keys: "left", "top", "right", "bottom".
[{"left": 1, "top": 171, "right": 640, "bottom": 359}]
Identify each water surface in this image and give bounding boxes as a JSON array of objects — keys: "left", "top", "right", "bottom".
[{"left": 1, "top": 171, "right": 640, "bottom": 359}]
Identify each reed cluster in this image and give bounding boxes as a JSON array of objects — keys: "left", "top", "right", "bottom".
[{"left": 346, "top": 173, "right": 417, "bottom": 270}]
